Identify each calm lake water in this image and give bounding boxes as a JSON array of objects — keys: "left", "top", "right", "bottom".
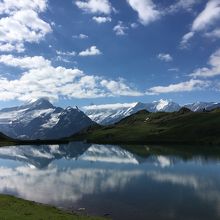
[{"left": 0, "top": 142, "right": 220, "bottom": 219}]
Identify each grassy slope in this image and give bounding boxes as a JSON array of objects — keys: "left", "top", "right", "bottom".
[
  {"left": 72, "top": 109, "right": 220, "bottom": 145},
  {"left": 0, "top": 195, "right": 105, "bottom": 220}
]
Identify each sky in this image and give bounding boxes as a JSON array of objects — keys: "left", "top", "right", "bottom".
[{"left": 0, "top": 0, "right": 220, "bottom": 108}]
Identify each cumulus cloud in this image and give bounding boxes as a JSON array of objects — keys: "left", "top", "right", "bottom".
[
  {"left": 0, "top": 0, "right": 47, "bottom": 13},
  {"left": 157, "top": 53, "right": 173, "bottom": 62},
  {"left": 79, "top": 46, "right": 102, "bottom": 56},
  {"left": 191, "top": 49, "right": 220, "bottom": 78},
  {"left": 127, "top": 0, "right": 160, "bottom": 25},
  {"left": 113, "top": 21, "right": 128, "bottom": 36},
  {"left": 75, "top": 0, "right": 113, "bottom": 15},
  {"left": 0, "top": 55, "right": 142, "bottom": 101},
  {"left": 92, "top": 16, "right": 111, "bottom": 23},
  {"left": 100, "top": 78, "right": 143, "bottom": 96},
  {"left": 0, "top": 0, "right": 52, "bottom": 52},
  {"left": 0, "top": 55, "right": 50, "bottom": 69},
  {"left": 146, "top": 79, "right": 209, "bottom": 94},
  {"left": 0, "top": 42, "right": 25, "bottom": 53}
]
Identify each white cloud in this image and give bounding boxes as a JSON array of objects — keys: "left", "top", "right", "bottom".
[
  {"left": 168, "top": 0, "right": 201, "bottom": 13},
  {"left": 205, "top": 28, "right": 220, "bottom": 39},
  {"left": 0, "top": 0, "right": 47, "bottom": 14},
  {"left": 146, "top": 79, "right": 209, "bottom": 94},
  {"left": 127, "top": 0, "right": 160, "bottom": 25},
  {"left": 73, "top": 34, "right": 88, "bottom": 39},
  {"left": 191, "top": 49, "right": 220, "bottom": 78},
  {"left": 0, "top": 0, "right": 51, "bottom": 52},
  {"left": 0, "top": 55, "right": 141, "bottom": 101},
  {"left": 92, "top": 16, "right": 111, "bottom": 23},
  {"left": 113, "top": 21, "right": 128, "bottom": 36},
  {"left": 180, "top": 0, "right": 220, "bottom": 47},
  {"left": 0, "top": 55, "right": 50, "bottom": 69},
  {"left": 79, "top": 46, "right": 102, "bottom": 56},
  {"left": 100, "top": 78, "right": 143, "bottom": 96},
  {"left": 0, "top": 42, "right": 25, "bottom": 52},
  {"left": 192, "top": 0, "right": 220, "bottom": 32},
  {"left": 82, "top": 102, "right": 137, "bottom": 111},
  {"left": 56, "top": 56, "right": 71, "bottom": 63},
  {"left": 55, "top": 51, "right": 76, "bottom": 63},
  {"left": 75, "top": 0, "right": 113, "bottom": 15},
  {"left": 56, "top": 50, "right": 76, "bottom": 56},
  {"left": 180, "top": 32, "right": 194, "bottom": 48},
  {"left": 157, "top": 53, "right": 173, "bottom": 62}
]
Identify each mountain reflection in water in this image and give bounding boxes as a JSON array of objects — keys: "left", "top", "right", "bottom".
[{"left": 0, "top": 142, "right": 220, "bottom": 220}]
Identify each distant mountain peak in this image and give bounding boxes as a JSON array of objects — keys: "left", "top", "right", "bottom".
[
  {"left": 155, "top": 99, "right": 170, "bottom": 111},
  {"left": 26, "top": 98, "right": 54, "bottom": 110}
]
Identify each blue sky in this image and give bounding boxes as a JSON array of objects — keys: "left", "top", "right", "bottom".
[{"left": 0, "top": 0, "right": 220, "bottom": 108}]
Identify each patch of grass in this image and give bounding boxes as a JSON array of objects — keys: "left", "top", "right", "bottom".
[{"left": 0, "top": 195, "right": 106, "bottom": 220}]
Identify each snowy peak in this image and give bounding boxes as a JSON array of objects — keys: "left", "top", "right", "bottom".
[
  {"left": 0, "top": 99, "right": 95, "bottom": 140},
  {"left": 153, "top": 99, "right": 181, "bottom": 112},
  {"left": 24, "top": 98, "right": 55, "bottom": 110},
  {"left": 184, "top": 102, "right": 217, "bottom": 112},
  {"left": 83, "top": 100, "right": 181, "bottom": 125},
  {"left": 82, "top": 102, "right": 137, "bottom": 125}
]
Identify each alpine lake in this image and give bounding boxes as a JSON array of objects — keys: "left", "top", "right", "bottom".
[{"left": 0, "top": 142, "right": 220, "bottom": 220}]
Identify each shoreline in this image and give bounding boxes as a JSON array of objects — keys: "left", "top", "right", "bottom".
[{"left": 0, "top": 194, "right": 105, "bottom": 220}]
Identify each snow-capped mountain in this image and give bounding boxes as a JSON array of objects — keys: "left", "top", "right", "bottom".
[
  {"left": 83, "top": 100, "right": 220, "bottom": 125},
  {"left": 82, "top": 102, "right": 137, "bottom": 125},
  {"left": 0, "top": 98, "right": 95, "bottom": 140},
  {"left": 184, "top": 102, "right": 218, "bottom": 112},
  {"left": 82, "top": 99, "right": 181, "bottom": 125},
  {"left": 1, "top": 98, "right": 220, "bottom": 139}
]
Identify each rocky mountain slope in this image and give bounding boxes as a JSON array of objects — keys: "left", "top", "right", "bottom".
[{"left": 0, "top": 98, "right": 95, "bottom": 140}]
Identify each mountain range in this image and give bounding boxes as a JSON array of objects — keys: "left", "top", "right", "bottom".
[
  {"left": 0, "top": 98, "right": 94, "bottom": 140},
  {"left": 83, "top": 99, "right": 220, "bottom": 125},
  {"left": 0, "top": 98, "right": 220, "bottom": 140},
  {"left": 73, "top": 108, "right": 220, "bottom": 145}
]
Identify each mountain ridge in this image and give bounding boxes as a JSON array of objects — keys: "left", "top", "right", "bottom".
[
  {"left": 0, "top": 98, "right": 95, "bottom": 140},
  {"left": 82, "top": 99, "right": 220, "bottom": 125},
  {"left": 71, "top": 107, "right": 220, "bottom": 145},
  {"left": 1, "top": 98, "right": 220, "bottom": 140}
]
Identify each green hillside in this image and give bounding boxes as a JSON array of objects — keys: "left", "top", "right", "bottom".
[{"left": 71, "top": 108, "right": 220, "bottom": 145}]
